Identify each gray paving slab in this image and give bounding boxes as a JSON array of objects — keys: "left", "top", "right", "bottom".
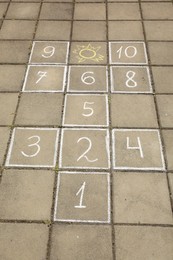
[
  {"left": 50, "top": 224, "right": 113, "bottom": 260},
  {"left": 0, "top": 169, "right": 54, "bottom": 220},
  {"left": 0, "top": 223, "right": 49, "bottom": 260},
  {"left": 115, "top": 226, "right": 173, "bottom": 260},
  {"left": 6, "top": 3, "right": 40, "bottom": 19}
]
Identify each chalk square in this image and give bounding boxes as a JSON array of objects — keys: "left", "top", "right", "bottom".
[
  {"left": 54, "top": 172, "right": 110, "bottom": 223},
  {"left": 59, "top": 128, "right": 110, "bottom": 169},
  {"left": 0, "top": 169, "right": 54, "bottom": 220},
  {"left": 62, "top": 94, "right": 109, "bottom": 127},
  {"left": 5, "top": 128, "right": 59, "bottom": 168},
  {"left": 29, "top": 41, "right": 69, "bottom": 64},
  {"left": 0, "top": 127, "right": 10, "bottom": 166},
  {"left": 112, "top": 129, "right": 165, "bottom": 170},
  {"left": 50, "top": 224, "right": 113, "bottom": 260},
  {"left": 70, "top": 42, "right": 107, "bottom": 65},
  {"left": 22, "top": 65, "right": 67, "bottom": 92},
  {"left": 110, "top": 66, "right": 152, "bottom": 93},
  {"left": 113, "top": 172, "right": 173, "bottom": 224},
  {"left": 109, "top": 42, "right": 148, "bottom": 64},
  {"left": 67, "top": 66, "right": 108, "bottom": 93}
]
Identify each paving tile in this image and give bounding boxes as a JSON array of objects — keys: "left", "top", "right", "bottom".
[
  {"left": 168, "top": 173, "right": 173, "bottom": 205},
  {"left": 40, "top": 3, "right": 73, "bottom": 20},
  {"left": 108, "top": 21, "right": 144, "bottom": 41},
  {"left": 29, "top": 41, "right": 69, "bottom": 64},
  {"left": 67, "top": 66, "right": 108, "bottom": 92},
  {"left": 0, "top": 65, "right": 26, "bottom": 92},
  {"left": 63, "top": 94, "right": 109, "bottom": 127},
  {"left": 59, "top": 129, "right": 110, "bottom": 169},
  {"left": 15, "top": 93, "right": 63, "bottom": 125},
  {"left": 111, "top": 94, "right": 158, "bottom": 128},
  {"left": 0, "top": 169, "right": 54, "bottom": 220},
  {"left": 0, "top": 223, "right": 49, "bottom": 260},
  {"left": 54, "top": 172, "right": 110, "bottom": 222},
  {"left": 0, "top": 20, "right": 36, "bottom": 40},
  {"left": 6, "top": 127, "right": 59, "bottom": 167},
  {"left": 108, "top": 3, "right": 141, "bottom": 20},
  {"left": 0, "top": 127, "right": 10, "bottom": 166},
  {"left": 23, "top": 65, "right": 66, "bottom": 92},
  {"left": 110, "top": 66, "right": 152, "bottom": 93},
  {"left": 0, "top": 93, "right": 18, "bottom": 125},
  {"left": 115, "top": 226, "right": 173, "bottom": 260},
  {"left": 142, "top": 3, "right": 173, "bottom": 20},
  {"left": 74, "top": 3, "right": 106, "bottom": 20},
  {"left": 72, "top": 21, "right": 106, "bottom": 41},
  {"left": 148, "top": 42, "right": 173, "bottom": 65},
  {"left": 70, "top": 42, "right": 107, "bottom": 65},
  {"left": 152, "top": 67, "right": 173, "bottom": 94},
  {"left": 50, "top": 224, "right": 113, "bottom": 260},
  {"left": 6, "top": 3, "right": 40, "bottom": 19},
  {"left": 77, "top": 0, "right": 105, "bottom": 2},
  {"left": 0, "top": 41, "right": 31, "bottom": 64},
  {"left": 45, "top": 0, "right": 73, "bottom": 1},
  {"left": 162, "top": 130, "right": 173, "bottom": 171},
  {"left": 35, "top": 21, "right": 71, "bottom": 40},
  {"left": 156, "top": 95, "right": 173, "bottom": 128},
  {"left": 113, "top": 172, "right": 173, "bottom": 224},
  {"left": 109, "top": 42, "right": 147, "bottom": 64},
  {"left": 112, "top": 129, "right": 165, "bottom": 170},
  {"left": 144, "top": 21, "right": 173, "bottom": 41},
  {"left": 0, "top": 3, "right": 8, "bottom": 19}
]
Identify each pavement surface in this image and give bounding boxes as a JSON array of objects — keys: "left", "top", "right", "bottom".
[{"left": 0, "top": 0, "right": 173, "bottom": 259}]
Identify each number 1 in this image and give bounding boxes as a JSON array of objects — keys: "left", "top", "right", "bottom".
[{"left": 74, "top": 182, "right": 86, "bottom": 209}]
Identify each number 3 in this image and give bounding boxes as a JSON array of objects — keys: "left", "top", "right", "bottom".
[{"left": 21, "top": 135, "right": 41, "bottom": 158}]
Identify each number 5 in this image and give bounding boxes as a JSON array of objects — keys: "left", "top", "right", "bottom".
[{"left": 82, "top": 101, "right": 94, "bottom": 117}]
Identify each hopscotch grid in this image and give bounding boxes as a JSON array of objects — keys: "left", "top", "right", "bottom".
[
  {"left": 22, "top": 65, "right": 67, "bottom": 93},
  {"left": 112, "top": 129, "right": 166, "bottom": 171},
  {"left": 5, "top": 127, "right": 60, "bottom": 168},
  {"left": 62, "top": 93, "right": 109, "bottom": 127},
  {"left": 54, "top": 171, "right": 110, "bottom": 223},
  {"left": 110, "top": 65, "right": 153, "bottom": 93},
  {"left": 109, "top": 41, "right": 148, "bottom": 65},
  {"left": 29, "top": 41, "right": 70, "bottom": 65},
  {"left": 67, "top": 65, "right": 109, "bottom": 93},
  {"left": 59, "top": 128, "right": 110, "bottom": 169}
]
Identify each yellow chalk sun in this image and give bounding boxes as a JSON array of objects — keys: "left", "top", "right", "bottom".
[{"left": 73, "top": 44, "right": 104, "bottom": 63}]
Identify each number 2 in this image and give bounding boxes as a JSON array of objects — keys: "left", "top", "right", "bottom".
[{"left": 77, "top": 137, "right": 98, "bottom": 163}]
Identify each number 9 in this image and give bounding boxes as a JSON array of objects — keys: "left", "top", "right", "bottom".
[{"left": 42, "top": 46, "right": 55, "bottom": 59}]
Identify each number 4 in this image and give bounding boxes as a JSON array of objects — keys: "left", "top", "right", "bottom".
[{"left": 126, "top": 136, "right": 144, "bottom": 158}]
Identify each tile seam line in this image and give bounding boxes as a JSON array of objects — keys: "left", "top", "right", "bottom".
[
  {"left": 45, "top": 1, "right": 75, "bottom": 259},
  {"left": 0, "top": 0, "right": 11, "bottom": 31},
  {"left": 138, "top": 0, "right": 173, "bottom": 215},
  {"left": 105, "top": 0, "right": 116, "bottom": 259}
]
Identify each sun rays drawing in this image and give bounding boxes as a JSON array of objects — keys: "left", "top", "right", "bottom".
[{"left": 73, "top": 44, "right": 104, "bottom": 63}]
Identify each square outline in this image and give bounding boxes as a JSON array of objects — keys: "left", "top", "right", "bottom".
[
  {"left": 29, "top": 41, "right": 70, "bottom": 65},
  {"left": 62, "top": 93, "right": 109, "bottom": 127},
  {"left": 54, "top": 171, "right": 111, "bottom": 223},
  {"left": 112, "top": 129, "right": 166, "bottom": 171},
  {"left": 59, "top": 128, "right": 110, "bottom": 169},
  {"left": 5, "top": 127, "right": 60, "bottom": 168},
  {"left": 22, "top": 65, "right": 67, "bottom": 93},
  {"left": 110, "top": 66, "right": 153, "bottom": 93},
  {"left": 109, "top": 41, "right": 148, "bottom": 65},
  {"left": 67, "top": 65, "right": 109, "bottom": 93}
]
